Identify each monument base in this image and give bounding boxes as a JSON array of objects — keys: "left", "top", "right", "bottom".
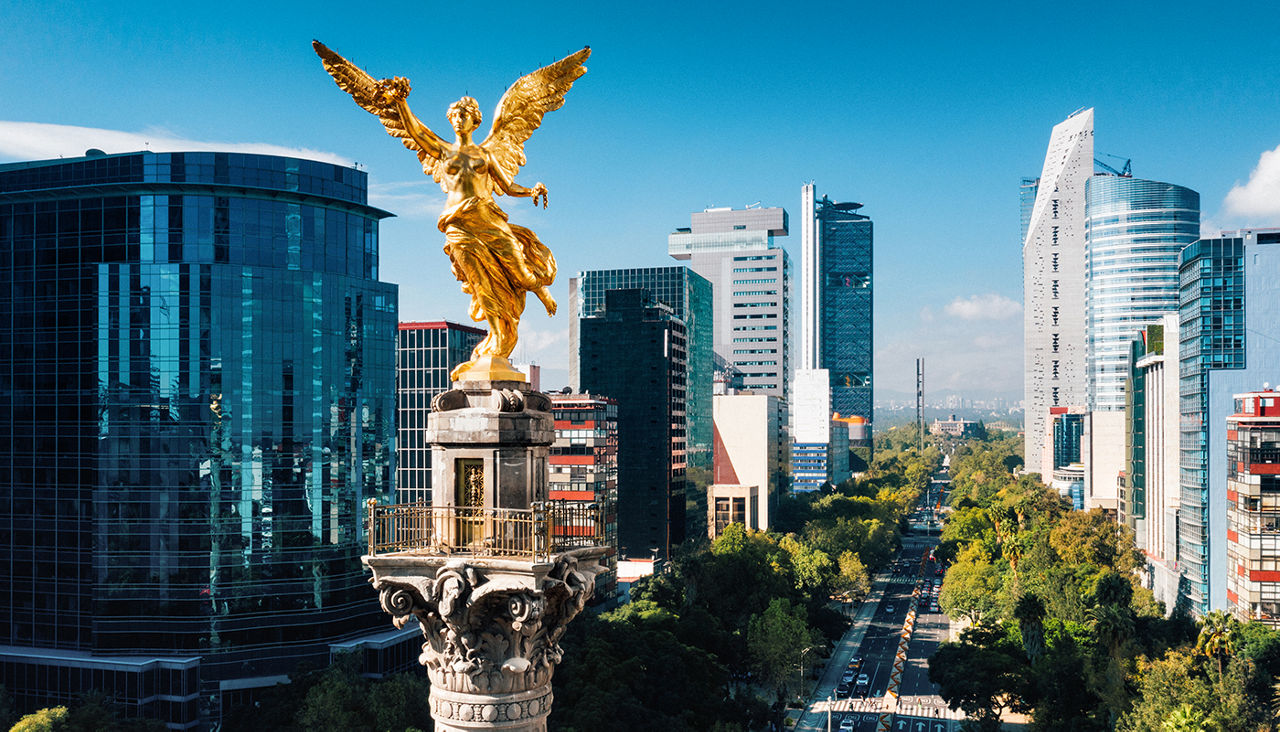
[
  {"left": 426, "top": 378, "right": 554, "bottom": 514},
  {"left": 450, "top": 354, "right": 526, "bottom": 384}
]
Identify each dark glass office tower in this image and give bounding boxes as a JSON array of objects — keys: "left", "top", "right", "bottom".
[
  {"left": 1177, "top": 236, "right": 1245, "bottom": 617},
  {"left": 0, "top": 151, "right": 401, "bottom": 727},
  {"left": 396, "top": 321, "right": 485, "bottom": 504},
  {"left": 818, "top": 203, "right": 872, "bottom": 424},
  {"left": 577, "top": 289, "right": 689, "bottom": 560},
  {"left": 570, "top": 266, "right": 713, "bottom": 540},
  {"left": 799, "top": 185, "right": 873, "bottom": 433}
]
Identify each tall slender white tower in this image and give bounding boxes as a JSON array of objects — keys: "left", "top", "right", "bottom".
[
  {"left": 800, "top": 182, "right": 819, "bottom": 370},
  {"left": 1023, "top": 109, "right": 1093, "bottom": 479}
]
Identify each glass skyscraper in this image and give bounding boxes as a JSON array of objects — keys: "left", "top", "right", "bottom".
[
  {"left": 799, "top": 185, "right": 873, "bottom": 426},
  {"left": 1178, "top": 230, "right": 1280, "bottom": 616},
  {"left": 576, "top": 289, "right": 689, "bottom": 559},
  {"left": 396, "top": 321, "right": 485, "bottom": 504},
  {"left": 1085, "top": 176, "right": 1199, "bottom": 410},
  {"left": 0, "top": 151, "right": 402, "bottom": 727},
  {"left": 1083, "top": 175, "right": 1199, "bottom": 512},
  {"left": 570, "top": 266, "right": 713, "bottom": 484}
]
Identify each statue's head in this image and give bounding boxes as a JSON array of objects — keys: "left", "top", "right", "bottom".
[{"left": 448, "top": 97, "right": 482, "bottom": 134}]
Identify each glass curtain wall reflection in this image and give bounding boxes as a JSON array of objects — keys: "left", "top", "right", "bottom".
[
  {"left": 572, "top": 266, "right": 713, "bottom": 538},
  {"left": 1084, "top": 176, "right": 1199, "bottom": 412},
  {"left": 396, "top": 321, "right": 485, "bottom": 504},
  {"left": 0, "top": 151, "right": 398, "bottom": 725},
  {"left": 1178, "top": 236, "right": 1245, "bottom": 616}
]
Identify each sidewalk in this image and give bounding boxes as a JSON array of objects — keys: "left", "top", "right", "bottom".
[{"left": 793, "top": 571, "right": 893, "bottom": 731}]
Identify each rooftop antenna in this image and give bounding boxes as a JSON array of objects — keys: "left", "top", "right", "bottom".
[{"left": 916, "top": 358, "right": 925, "bottom": 452}]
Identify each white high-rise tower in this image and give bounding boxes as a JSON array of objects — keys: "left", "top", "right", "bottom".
[
  {"left": 1023, "top": 109, "right": 1093, "bottom": 480},
  {"left": 800, "top": 182, "right": 819, "bottom": 370}
]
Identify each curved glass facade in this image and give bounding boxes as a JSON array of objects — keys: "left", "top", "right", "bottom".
[
  {"left": 1085, "top": 176, "right": 1199, "bottom": 412},
  {"left": 0, "top": 151, "right": 397, "bottom": 722}
]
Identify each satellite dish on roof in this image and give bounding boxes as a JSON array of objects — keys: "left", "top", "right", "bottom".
[{"left": 85, "top": 149, "right": 107, "bottom": 158}]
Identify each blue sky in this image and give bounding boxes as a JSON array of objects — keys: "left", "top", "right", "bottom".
[{"left": 3, "top": 1, "right": 1279, "bottom": 398}]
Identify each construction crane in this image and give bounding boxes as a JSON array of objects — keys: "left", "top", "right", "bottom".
[{"left": 1095, "top": 153, "right": 1132, "bottom": 177}]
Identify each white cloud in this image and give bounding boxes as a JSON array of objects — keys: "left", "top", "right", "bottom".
[
  {"left": 1223, "top": 143, "right": 1280, "bottom": 222},
  {"left": 1199, "top": 216, "right": 1224, "bottom": 238},
  {"left": 943, "top": 293, "right": 1022, "bottom": 321},
  {"left": 368, "top": 180, "right": 445, "bottom": 218},
  {"left": 0, "top": 121, "right": 351, "bottom": 166},
  {"left": 510, "top": 328, "right": 569, "bottom": 389},
  {"left": 513, "top": 328, "right": 568, "bottom": 363}
]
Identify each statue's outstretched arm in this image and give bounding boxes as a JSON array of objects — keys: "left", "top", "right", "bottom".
[
  {"left": 387, "top": 90, "right": 445, "bottom": 162},
  {"left": 490, "top": 163, "right": 548, "bottom": 208},
  {"left": 313, "top": 41, "right": 447, "bottom": 169}
]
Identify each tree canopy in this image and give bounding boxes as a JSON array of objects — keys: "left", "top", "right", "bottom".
[{"left": 930, "top": 433, "right": 1280, "bottom": 730}]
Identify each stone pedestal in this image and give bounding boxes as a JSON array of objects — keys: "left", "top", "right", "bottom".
[
  {"left": 365, "top": 378, "right": 607, "bottom": 731},
  {"left": 427, "top": 380, "right": 554, "bottom": 512}
]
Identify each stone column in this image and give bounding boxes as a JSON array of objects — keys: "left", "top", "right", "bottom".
[
  {"left": 369, "top": 551, "right": 606, "bottom": 731},
  {"left": 365, "top": 379, "right": 608, "bottom": 730}
]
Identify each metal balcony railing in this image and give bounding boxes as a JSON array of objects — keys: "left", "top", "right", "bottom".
[{"left": 366, "top": 500, "right": 606, "bottom": 561}]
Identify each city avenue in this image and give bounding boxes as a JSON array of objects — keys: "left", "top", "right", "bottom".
[{"left": 798, "top": 473, "right": 959, "bottom": 732}]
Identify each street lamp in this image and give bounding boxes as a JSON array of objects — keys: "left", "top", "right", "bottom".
[{"left": 798, "top": 644, "right": 819, "bottom": 703}]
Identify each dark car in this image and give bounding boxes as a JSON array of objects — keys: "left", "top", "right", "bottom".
[{"left": 835, "top": 681, "right": 851, "bottom": 699}]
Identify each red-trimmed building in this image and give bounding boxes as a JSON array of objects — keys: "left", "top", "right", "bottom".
[
  {"left": 549, "top": 393, "right": 619, "bottom": 606},
  {"left": 1226, "top": 388, "right": 1280, "bottom": 625}
]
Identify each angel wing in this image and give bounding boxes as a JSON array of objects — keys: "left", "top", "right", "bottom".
[
  {"left": 312, "top": 40, "right": 447, "bottom": 174},
  {"left": 482, "top": 47, "right": 590, "bottom": 183}
]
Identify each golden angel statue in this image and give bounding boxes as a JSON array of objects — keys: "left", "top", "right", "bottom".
[{"left": 313, "top": 41, "right": 589, "bottom": 383}]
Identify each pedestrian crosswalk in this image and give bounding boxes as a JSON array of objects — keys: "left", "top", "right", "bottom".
[
  {"left": 814, "top": 697, "right": 885, "bottom": 714},
  {"left": 893, "top": 702, "right": 960, "bottom": 720},
  {"left": 811, "top": 697, "right": 961, "bottom": 719}
]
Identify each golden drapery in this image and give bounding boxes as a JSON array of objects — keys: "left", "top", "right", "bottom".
[{"left": 438, "top": 197, "right": 556, "bottom": 361}]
